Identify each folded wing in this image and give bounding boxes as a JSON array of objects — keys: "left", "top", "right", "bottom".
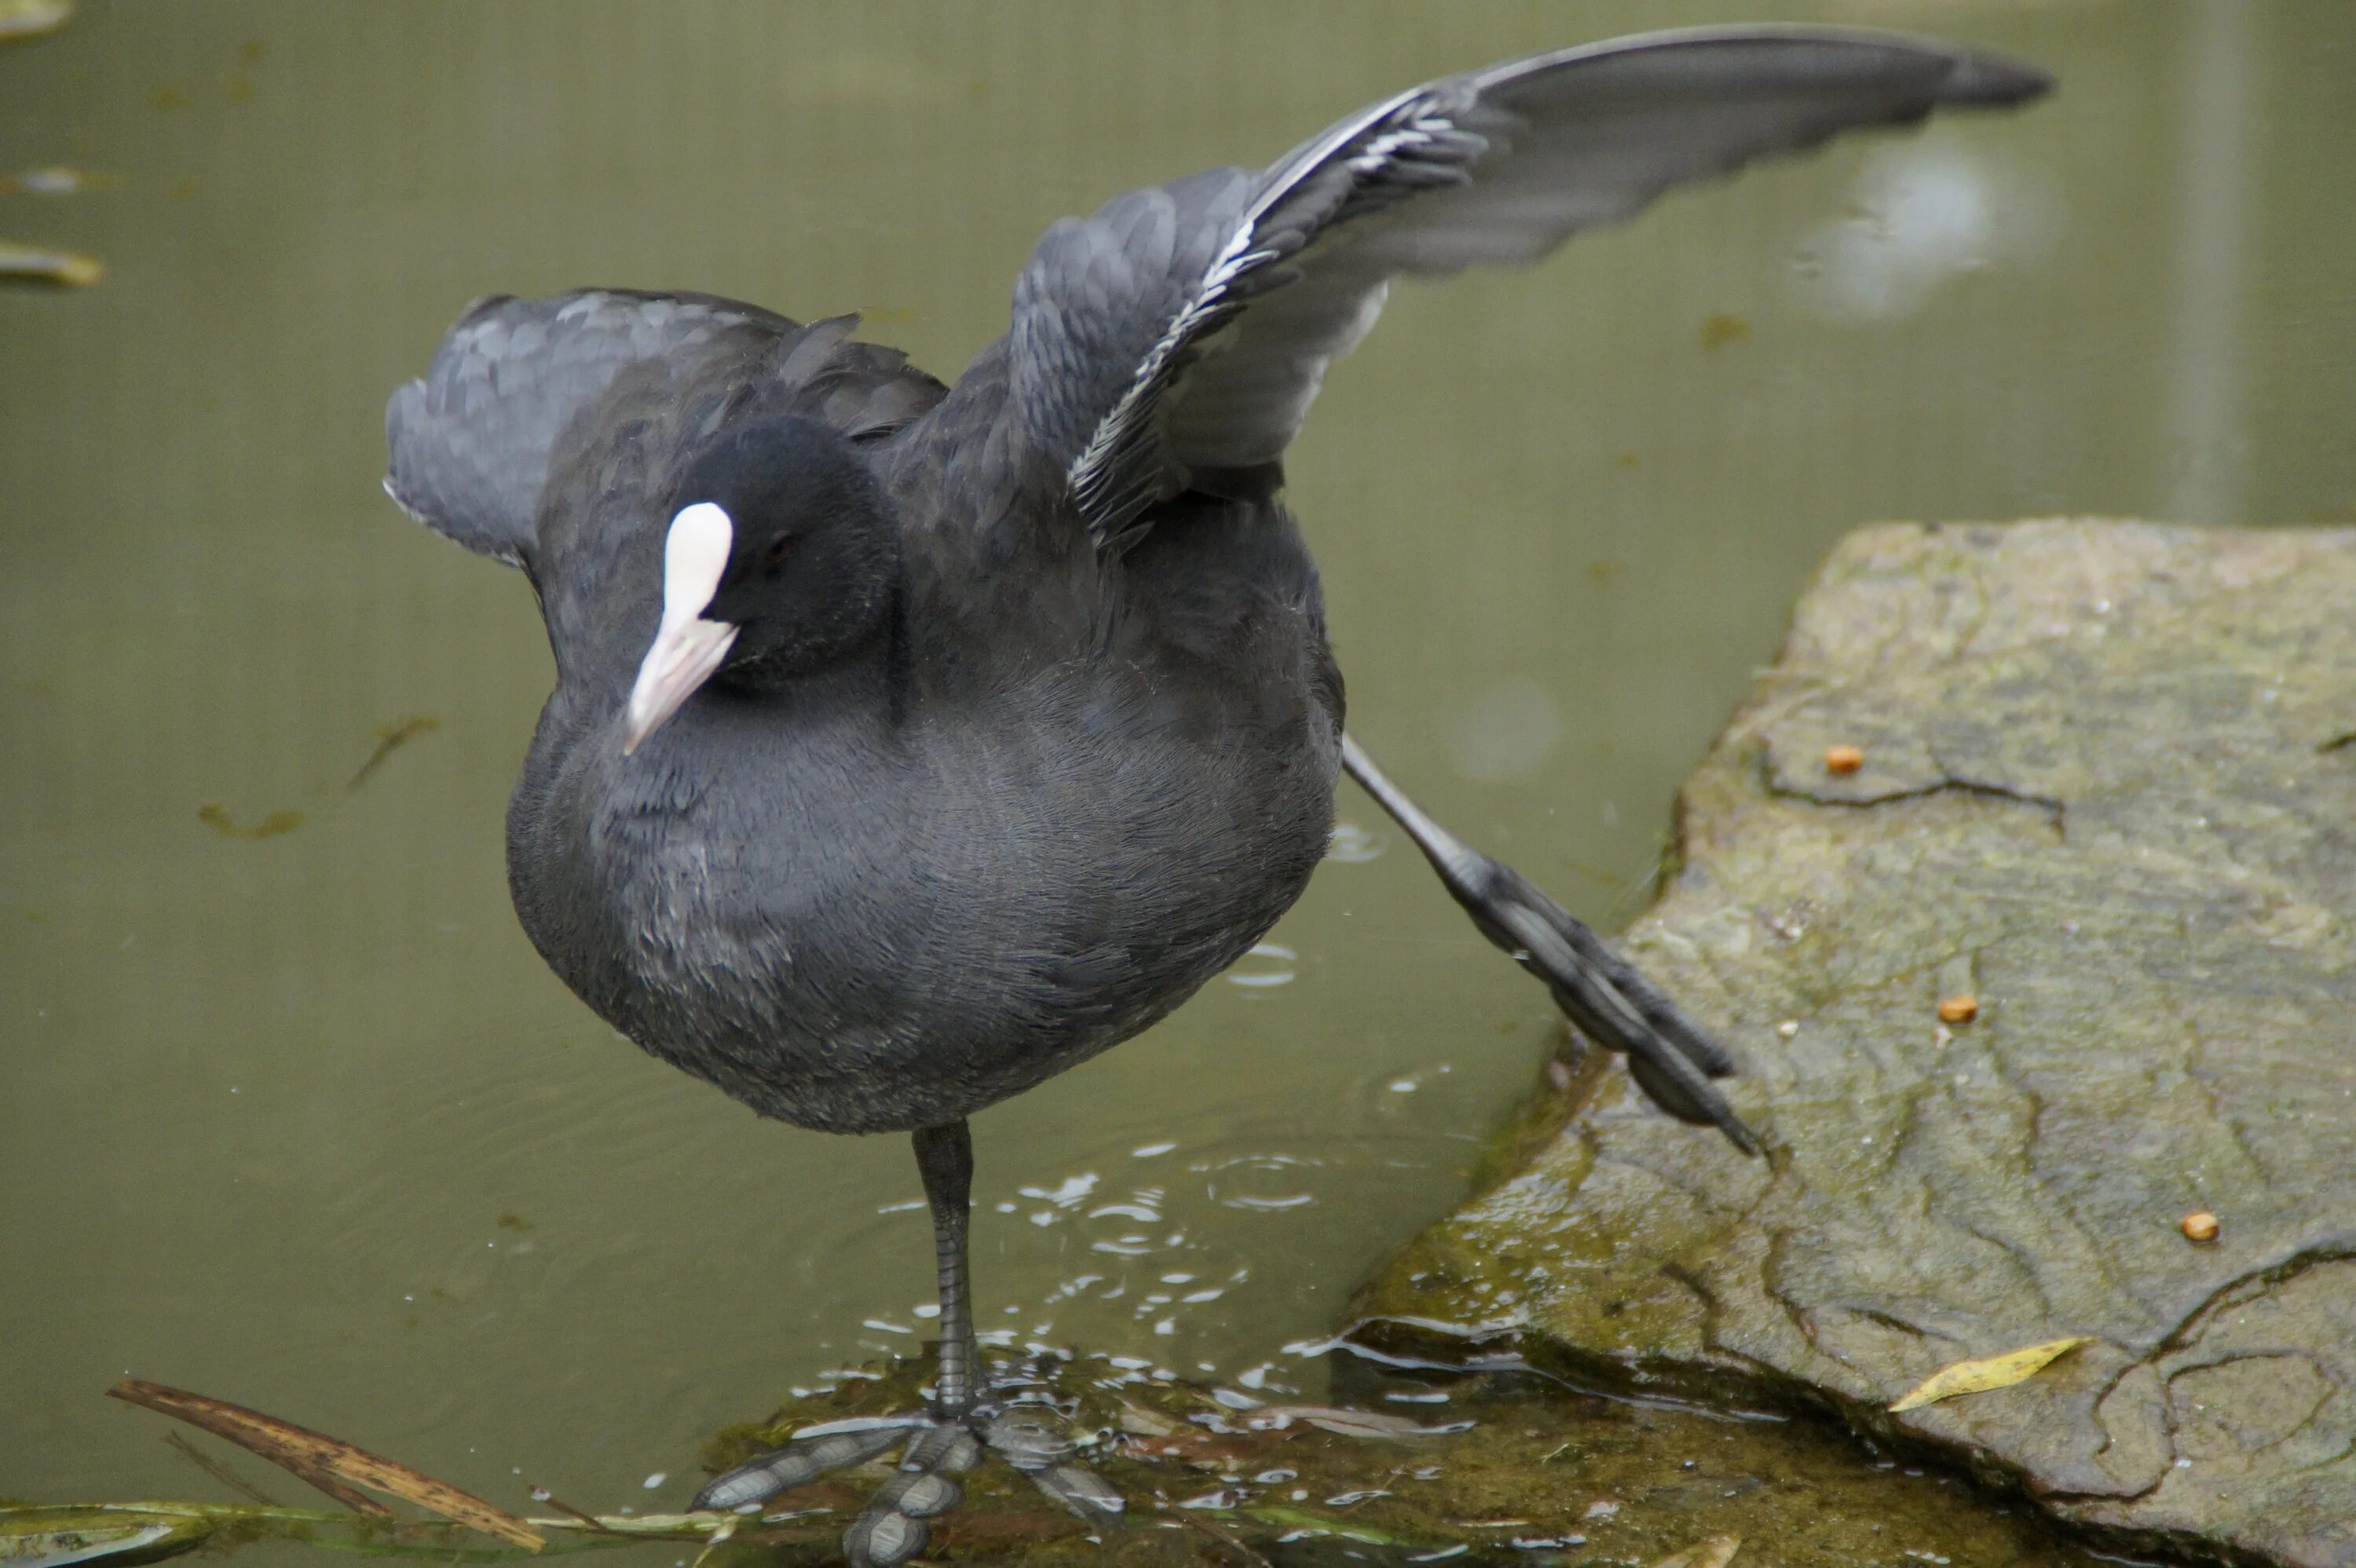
[{"left": 386, "top": 291, "right": 944, "bottom": 566}]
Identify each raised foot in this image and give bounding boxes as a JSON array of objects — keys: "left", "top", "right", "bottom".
[
  {"left": 693, "top": 1407, "right": 1122, "bottom": 1568},
  {"left": 1452, "top": 853, "right": 1761, "bottom": 1155},
  {"left": 1337, "top": 733, "right": 1759, "bottom": 1155}
]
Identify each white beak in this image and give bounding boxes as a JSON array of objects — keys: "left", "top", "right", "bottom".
[{"left": 624, "top": 503, "right": 740, "bottom": 755}]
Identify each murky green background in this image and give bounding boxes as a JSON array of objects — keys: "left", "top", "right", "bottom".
[{"left": 6, "top": 0, "right": 2354, "bottom": 1557}]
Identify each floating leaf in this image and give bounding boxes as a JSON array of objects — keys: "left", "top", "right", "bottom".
[
  {"left": 1655, "top": 1534, "right": 1742, "bottom": 1568},
  {"left": 0, "top": 1515, "right": 199, "bottom": 1568},
  {"left": 1888, "top": 1336, "right": 2091, "bottom": 1412},
  {"left": 106, "top": 1380, "right": 544, "bottom": 1549},
  {"left": 0, "top": 243, "right": 101, "bottom": 287},
  {"left": 0, "top": 166, "right": 114, "bottom": 196},
  {"left": 0, "top": 0, "right": 71, "bottom": 43}
]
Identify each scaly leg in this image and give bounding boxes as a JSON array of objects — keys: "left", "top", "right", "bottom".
[{"left": 913, "top": 1120, "right": 977, "bottom": 1420}]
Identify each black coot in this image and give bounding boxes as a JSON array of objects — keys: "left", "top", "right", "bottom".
[{"left": 386, "top": 27, "right": 2047, "bottom": 1565}]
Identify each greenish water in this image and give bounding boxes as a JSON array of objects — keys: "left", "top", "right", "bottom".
[{"left": 5, "top": 2, "right": 2353, "bottom": 1561}]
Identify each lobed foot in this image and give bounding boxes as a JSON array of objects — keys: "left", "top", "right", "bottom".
[
  {"left": 694, "top": 1405, "right": 1122, "bottom": 1568},
  {"left": 1337, "top": 733, "right": 1758, "bottom": 1153},
  {"left": 1450, "top": 852, "right": 1758, "bottom": 1153}
]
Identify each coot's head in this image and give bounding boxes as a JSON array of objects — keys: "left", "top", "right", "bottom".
[{"left": 624, "top": 415, "right": 900, "bottom": 753}]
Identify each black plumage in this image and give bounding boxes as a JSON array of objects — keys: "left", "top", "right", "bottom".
[{"left": 385, "top": 27, "right": 2048, "bottom": 1565}]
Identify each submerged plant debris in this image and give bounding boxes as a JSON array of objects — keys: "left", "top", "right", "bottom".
[
  {"left": 1696, "top": 313, "right": 1751, "bottom": 351},
  {"left": 10, "top": 1354, "right": 2097, "bottom": 1568},
  {"left": 347, "top": 715, "right": 441, "bottom": 790},
  {"left": 686, "top": 1351, "right": 2087, "bottom": 1566},
  {"left": 157, "top": 1433, "right": 280, "bottom": 1508},
  {"left": 195, "top": 803, "right": 304, "bottom": 840},
  {"left": 1652, "top": 1537, "right": 1740, "bottom": 1568}
]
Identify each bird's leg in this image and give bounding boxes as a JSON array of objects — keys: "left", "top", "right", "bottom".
[
  {"left": 822, "top": 1121, "right": 986, "bottom": 1567},
  {"left": 913, "top": 1119, "right": 976, "bottom": 1418},
  {"left": 1339, "top": 732, "right": 1761, "bottom": 1154},
  {"left": 844, "top": 1121, "right": 1121, "bottom": 1558},
  {"left": 693, "top": 1120, "right": 1122, "bottom": 1567}
]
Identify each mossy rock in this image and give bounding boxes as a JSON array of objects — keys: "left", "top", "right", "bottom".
[
  {"left": 690, "top": 1349, "right": 2082, "bottom": 1567},
  {"left": 1353, "top": 520, "right": 2356, "bottom": 1567}
]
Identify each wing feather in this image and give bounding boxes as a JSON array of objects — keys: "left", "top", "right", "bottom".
[{"left": 1028, "top": 26, "right": 2051, "bottom": 548}]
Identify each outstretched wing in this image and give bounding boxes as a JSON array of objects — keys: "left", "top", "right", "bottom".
[
  {"left": 386, "top": 291, "right": 945, "bottom": 566},
  {"left": 1014, "top": 27, "right": 2050, "bottom": 549}
]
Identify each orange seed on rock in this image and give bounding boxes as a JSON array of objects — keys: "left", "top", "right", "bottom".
[
  {"left": 1937, "top": 994, "right": 1979, "bottom": 1025},
  {"left": 2182, "top": 1210, "right": 2219, "bottom": 1243},
  {"left": 1824, "top": 744, "right": 1864, "bottom": 775}
]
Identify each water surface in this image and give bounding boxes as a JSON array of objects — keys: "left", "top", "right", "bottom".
[{"left": 5, "top": 2, "right": 2354, "bottom": 1555}]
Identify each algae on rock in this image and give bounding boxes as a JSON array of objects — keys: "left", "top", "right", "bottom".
[{"left": 1353, "top": 521, "right": 2356, "bottom": 1568}]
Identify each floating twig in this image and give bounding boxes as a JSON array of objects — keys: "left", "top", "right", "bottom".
[{"left": 106, "top": 1379, "right": 544, "bottom": 1549}]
